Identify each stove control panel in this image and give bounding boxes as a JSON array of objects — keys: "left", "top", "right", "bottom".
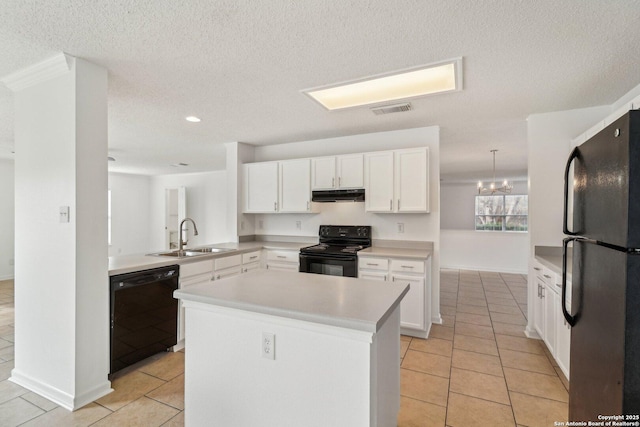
[{"left": 318, "top": 225, "right": 371, "bottom": 239}]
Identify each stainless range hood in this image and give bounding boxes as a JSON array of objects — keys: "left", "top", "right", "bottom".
[{"left": 312, "top": 189, "right": 365, "bottom": 203}]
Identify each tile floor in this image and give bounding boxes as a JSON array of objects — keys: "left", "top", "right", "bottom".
[{"left": 0, "top": 270, "right": 569, "bottom": 426}]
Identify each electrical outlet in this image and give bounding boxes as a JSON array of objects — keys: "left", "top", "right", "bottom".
[
  {"left": 397, "top": 223, "right": 405, "bottom": 233},
  {"left": 262, "top": 332, "right": 275, "bottom": 360},
  {"left": 258, "top": 220, "right": 264, "bottom": 229},
  {"left": 295, "top": 220, "right": 301, "bottom": 230}
]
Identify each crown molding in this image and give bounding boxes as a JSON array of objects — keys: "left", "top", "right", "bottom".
[{"left": 1, "top": 53, "right": 71, "bottom": 92}]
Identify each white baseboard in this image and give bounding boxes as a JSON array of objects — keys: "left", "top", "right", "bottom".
[
  {"left": 440, "top": 264, "right": 527, "bottom": 275},
  {"left": 524, "top": 326, "right": 541, "bottom": 339},
  {"left": 0, "top": 274, "right": 14, "bottom": 281},
  {"left": 10, "top": 369, "right": 112, "bottom": 411}
]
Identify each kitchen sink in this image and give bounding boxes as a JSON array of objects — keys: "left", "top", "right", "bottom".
[{"left": 148, "top": 247, "right": 236, "bottom": 258}]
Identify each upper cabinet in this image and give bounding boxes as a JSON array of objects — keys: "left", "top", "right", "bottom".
[
  {"left": 311, "top": 154, "right": 364, "bottom": 190},
  {"left": 364, "top": 148, "right": 429, "bottom": 213},
  {"left": 243, "top": 159, "right": 315, "bottom": 213}
]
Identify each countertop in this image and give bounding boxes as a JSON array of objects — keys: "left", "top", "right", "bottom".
[
  {"left": 534, "top": 246, "right": 572, "bottom": 280},
  {"left": 358, "top": 246, "right": 432, "bottom": 260},
  {"left": 174, "top": 269, "right": 409, "bottom": 333},
  {"left": 109, "top": 241, "right": 309, "bottom": 276}
]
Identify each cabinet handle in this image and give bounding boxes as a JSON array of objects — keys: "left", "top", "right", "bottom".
[
  {"left": 216, "top": 274, "right": 221, "bottom": 280},
  {"left": 243, "top": 268, "right": 248, "bottom": 273},
  {"left": 543, "top": 274, "right": 552, "bottom": 279},
  {"left": 266, "top": 265, "right": 269, "bottom": 269},
  {"left": 384, "top": 275, "right": 387, "bottom": 281},
  {"left": 277, "top": 255, "right": 286, "bottom": 259},
  {"left": 398, "top": 199, "right": 400, "bottom": 210},
  {"left": 400, "top": 265, "right": 414, "bottom": 269},
  {"left": 537, "top": 284, "right": 541, "bottom": 297},
  {"left": 541, "top": 287, "right": 545, "bottom": 298},
  {"left": 307, "top": 201, "right": 310, "bottom": 211},
  {"left": 366, "top": 263, "right": 379, "bottom": 266},
  {"left": 250, "top": 255, "right": 258, "bottom": 260},
  {"left": 338, "top": 176, "right": 341, "bottom": 187},
  {"left": 274, "top": 202, "right": 277, "bottom": 211},
  {"left": 533, "top": 267, "right": 542, "bottom": 271},
  {"left": 389, "top": 199, "right": 393, "bottom": 211},
  {"left": 332, "top": 177, "right": 335, "bottom": 188}
]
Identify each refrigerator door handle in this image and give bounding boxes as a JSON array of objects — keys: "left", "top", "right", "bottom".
[
  {"left": 563, "top": 147, "right": 580, "bottom": 236},
  {"left": 562, "top": 237, "right": 577, "bottom": 326}
]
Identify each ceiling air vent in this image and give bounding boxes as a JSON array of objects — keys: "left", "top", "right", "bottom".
[{"left": 370, "top": 102, "right": 413, "bottom": 115}]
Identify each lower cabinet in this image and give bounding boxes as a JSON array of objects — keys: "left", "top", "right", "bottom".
[
  {"left": 264, "top": 249, "right": 300, "bottom": 272},
  {"left": 530, "top": 257, "right": 571, "bottom": 380},
  {"left": 358, "top": 255, "right": 431, "bottom": 338}
]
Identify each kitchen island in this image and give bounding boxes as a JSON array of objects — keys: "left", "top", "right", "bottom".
[{"left": 174, "top": 269, "right": 409, "bottom": 427}]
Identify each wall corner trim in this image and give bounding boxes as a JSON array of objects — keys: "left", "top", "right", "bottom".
[{"left": 1, "top": 52, "right": 72, "bottom": 92}]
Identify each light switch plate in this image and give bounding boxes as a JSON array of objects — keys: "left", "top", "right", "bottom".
[{"left": 59, "top": 206, "right": 70, "bottom": 223}]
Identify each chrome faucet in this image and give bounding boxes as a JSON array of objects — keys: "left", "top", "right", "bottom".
[{"left": 179, "top": 218, "right": 199, "bottom": 252}]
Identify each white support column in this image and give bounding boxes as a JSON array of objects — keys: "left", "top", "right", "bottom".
[{"left": 1, "top": 53, "right": 111, "bottom": 410}]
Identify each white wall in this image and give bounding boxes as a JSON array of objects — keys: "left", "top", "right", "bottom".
[
  {"left": 440, "top": 180, "right": 528, "bottom": 230},
  {"left": 149, "top": 171, "right": 227, "bottom": 252},
  {"left": 108, "top": 173, "right": 151, "bottom": 256},
  {"left": 441, "top": 230, "right": 529, "bottom": 274},
  {"left": 0, "top": 160, "right": 14, "bottom": 280}
]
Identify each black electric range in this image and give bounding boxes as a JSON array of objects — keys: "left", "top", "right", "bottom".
[{"left": 299, "top": 225, "right": 371, "bottom": 278}]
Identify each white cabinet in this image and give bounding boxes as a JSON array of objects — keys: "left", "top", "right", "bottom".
[
  {"left": 178, "top": 259, "right": 215, "bottom": 346},
  {"left": 244, "top": 160, "right": 315, "bottom": 213},
  {"left": 358, "top": 254, "right": 431, "bottom": 338},
  {"left": 311, "top": 154, "right": 364, "bottom": 190},
  {"left": 556, "top": 276, "right": 571, "bottom": 379},
  {"left": 265, "top": 249, "right": 300, "bottom": 272},
  {"left": 241, "top": 250, "right": 261, "bottom": 273},
  {"left": 364, "top": 148, "right": 429, "bottom": 213},
  {"left": 278, "top": 159, "right": 313, "bottom": 213},
  {"left": 532, "top": 264, "right": 545, "bottom": 338},
  {"left": 543, "top": 282, "right": 558, "bottom": 356},
  {"left": 243, "top": 162, "right": 279, "bottom": 213},
  {"left": 212, "top": 254, "right": 242, "bottom": 281}
]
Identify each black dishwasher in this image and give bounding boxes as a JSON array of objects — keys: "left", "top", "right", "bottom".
[{"left": 109, "top": 265, "right": 179, "bottom": 376}]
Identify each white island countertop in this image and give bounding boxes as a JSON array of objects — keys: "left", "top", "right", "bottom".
[{"left": 174, "top": 269, "right": 409, "bottom": 333}]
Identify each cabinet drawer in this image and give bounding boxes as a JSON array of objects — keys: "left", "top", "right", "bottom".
[
  {"left": 242, "top": 251, "right": 261, "bottom": 264},
  {"left": 358, "top": 257, "right": 389, "bottom": 271},
  {"left": 358, "top": 270, "right": 387, "bottom": 281},
  {"left": 390, "top": 259, "right": 425, "bottom": 274},
  {"left": 180, "top": 272, "right": 211, "bottom": 288},
  {"left": 180, "top": 260, "right": 213, "bottom": 278},
  {"left": 267, "top": 250, "right": 299, "bottom": 263},
  {"left": 212, "top": 266, "right": 242, "bottom": 281},
  {"left": 242, "top": 262, "right": 260, "bottom": 273},
  {"left": 214, "top": 254, "right": 242, "bottom": 270}
]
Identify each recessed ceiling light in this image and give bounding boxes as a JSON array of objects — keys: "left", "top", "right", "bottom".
[
  {"left": 185, "top": 116, "right": 201, "bottom": 122},
  {"left": 302, "top": 58, "right": 462, "bottom": 111}
]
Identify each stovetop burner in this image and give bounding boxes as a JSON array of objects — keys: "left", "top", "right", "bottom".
[{"left": 299, "top": 225, "right": 371, "bottom": 257}]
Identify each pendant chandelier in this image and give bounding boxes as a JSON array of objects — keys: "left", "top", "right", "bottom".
[{"left": 478, "top": 149, "right": 512, "bottom": 194}]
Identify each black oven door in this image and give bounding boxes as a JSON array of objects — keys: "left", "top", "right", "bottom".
[{"left": 299, "top": 254, "right": 357, "bottom": 277}]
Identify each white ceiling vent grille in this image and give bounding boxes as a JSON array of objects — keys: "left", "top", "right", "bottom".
[{"left": 370, "top": 102, "right": 412, "bottom": 115}]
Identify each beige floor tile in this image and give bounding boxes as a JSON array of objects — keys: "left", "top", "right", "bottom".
[
  {"left": 499, "top": 349, "right": 556, "bottom": 375},
  {"left": 397, "top": 396, "right": 446, "bottom": 427},
  {"left": 0, "top": 380, "right": 28, "bottom": 405},
  {"left": 401, "top": 339, "right": 410, "bottom": 359},
  {"left": 441, "top": 305, "right": 457, "bottom": 315},
  {"left": 440, "top": 297, "right": 457, "bottom": 308},
  {"left": 451, "top": 349, "right": 503, "bottom": 377},
  {"left": 147, "top": 374, "right": 184, "bottom": 410},
  {"left": 429, "top": 324, "right": 454, "bottom": 341},
  {"left": 0, "top": 397, "right": 45, "bottom": 426},
  {"left": 409, "top": 337, "right": 453, "bottom": 357},
  {"left": 449, "top": 367, "right": 510, "bottom": 405},
  {"left": 484, "top": 290, "right": 512, "bottom": 299},
  {"left": 496, "top": 334, "right": 544, "bottom": 355},
  {"left": 454, "top": 322, "right": 495, "bottom": 340},
  {"left": 440, "top": 314, "right": 455, "bottom": 327},
  {"left": 492, "top": 321, "right": 527, "bottom": 337},
  {"left": 457, "top": 290, "right": 485, "bottom": 299},
  {"left": 486, "top": 295, "right": 519, "bottom": 306},
  {"left": 446, "top": 392, "right": 515, "bottom": 427},
  {"left": 510, "top": 391, "right": 568, "bottom": 427},
  {"left": 400, "top": 368, "right": 449, "bottom": 407},
  {"left": 20, "top": 392, "right": 57, "bottom": 412},
  {"left": 137, "top": 352, "right": 185, "bottom": 381},
  {"left": 490, "top": 312, "right": 527, "bottom": 326},
  {"left": 453, "top": 334, "right": 498, "bottom": 356},
  {"left": 0, "top": 345, "right": 14, "bottom": 362},
  {"left": 161, "top": 410, "right": 184, "bottom": 426},
  {"left": 488, "top": 303, "right": 524, "bottom": 315},
  {"left": 401, "top": 335, "right": 412, "bottom": 342},
  {"left": 0, "top": 361, "right": 15, "bottom": 381},
  {"left": 402, "top": 350, "right": 451, "bottom": 378},
  {"left": 554, "top": 366, "right": 570, "bottom": 391},
  {"left": 503, "top": 367, "right": 569, "bottom": 402},
  {"left": 95, "top": 370, "right": 165, "bottom": 411},
  {"left": 20, "top": 402, "right": 112, "bottom": 427},
  {"left": 92, "top": 396, "right": 179, "bottom": 427},
  {"left": 455, "top": 304, "right": 489, "bottom": 316},
  {"left": 455, "top": 297, "right": 487, "bottom": 307},
  {"left": 455, "top": 312, "right": 492, "bottom": 326}
]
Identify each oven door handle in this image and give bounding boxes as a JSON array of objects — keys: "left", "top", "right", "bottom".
[{"left": 299, "top": 254, "right": 354, "bottom": 262}]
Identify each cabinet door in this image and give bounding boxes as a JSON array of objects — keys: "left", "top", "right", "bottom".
[
  {"left": 337, "top": 154, "right": 363, "bottom": 188},
  {"left": 556, "top": 310, "right": 571, "bottom": 379},
  {"left": 533, "top": 275, "right": 545, "bottom": 338},
  {"left": 242, "top": 262, "right": 260, "bottom": 273},
  {"left": 279, "top": 159, "right": 311, "bottom": 212},
  {"left": 311, "top": 157, "right": 336, "bottom": 190},
  {"left": 178, "top": 273, "right": 211, "bottom": 342},
  {"left": 244, "top": 162, "right": 279, "bottom": 213},
  {"left": 266, "top": 263, "right": 299, "bottom": 272},
  {"left": 212, "top": 266, "right": 242, "bottom": 281},
  {"left": 395, "top": 148, "right": 429, "bottom": 213},
  {"left": 392, "top": 274, "right": 425, "bottom": 330},
  {"left": 364, "top": 151, "right": 394, "bottom": 212},
  {"left": 358, "top": 270, "right": 387, "bottom": 281},
  {"left": 543, "top": 284, "right": 558, "bottom": 355}
]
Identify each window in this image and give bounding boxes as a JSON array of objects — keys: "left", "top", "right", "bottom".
[{"left": 475, "top": 195, "right": 528, "bottom": 232}]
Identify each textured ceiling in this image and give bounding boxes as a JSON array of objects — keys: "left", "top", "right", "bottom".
[{"left": 0, "top": 1, "right": 639, "bottom": 177}]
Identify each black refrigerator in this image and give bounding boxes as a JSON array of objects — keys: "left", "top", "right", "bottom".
[{"left": 562, "top": 110, "right": 640, "bottom": 420}]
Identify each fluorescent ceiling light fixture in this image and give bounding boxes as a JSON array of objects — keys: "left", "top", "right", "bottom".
[
  {"left": 185, "top": 116, "right": 201, "bottom": 122},
  {"left": 303, "top": 58, "right": 462, "bottom": 111}
]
